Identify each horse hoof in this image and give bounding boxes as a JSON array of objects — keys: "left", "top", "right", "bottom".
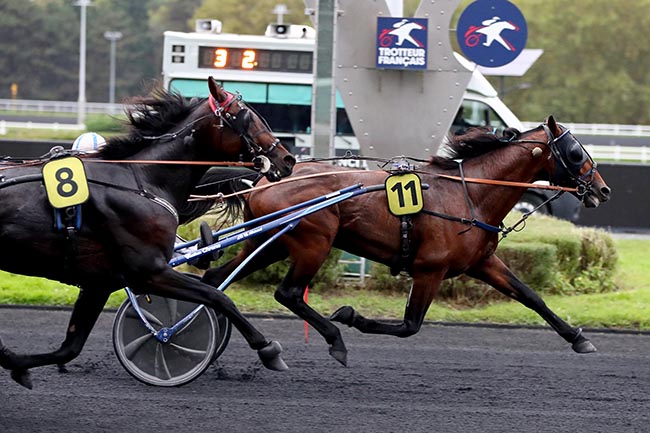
[
  {"left": 258, "top": 341, "right": 288, "bottom": 372},
  {"left": 329, "top": 346, "right": 348, "bottom": 367},
  {"left": 572, "top": 339, "right": 597, "bottom": 354},
  {"left": 330, "top": 306, "right": 355, "bottom": 326},
  {"left": 10, "top": 369, "right": 33, "bottom": 389}
]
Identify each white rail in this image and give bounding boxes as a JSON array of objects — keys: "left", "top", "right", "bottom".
[
  {"left": 2, "top": 100, "right": 650, "bottom": 163},
  {"left": 521, "top": 121, "right": 650, "bottom": 137},
  {"left": 0, "top": 120, "right": 84, "bottom": 135},
  {"left": 584, "top": 144, "right": 650, "bottom": 164},
  {"left": 0, "top": 99, "right": 123, "bottom": 115}
]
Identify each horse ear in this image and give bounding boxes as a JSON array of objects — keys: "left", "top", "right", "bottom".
[
  {"left": 208, "top": 76, "right": 226, "bottom": 103},
  {"left": 545, "top": 115, "right": 561, "bottom": 136}
]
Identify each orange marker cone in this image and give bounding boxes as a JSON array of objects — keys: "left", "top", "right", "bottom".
[{"left": 303, "top": 286, "right": 309, "bottom": 343}]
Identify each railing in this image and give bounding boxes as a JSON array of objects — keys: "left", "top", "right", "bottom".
[
  {"left": 2, "top": 99, "right": 650, "bottom": 163},
  {"left": 0, "top": 99, "right": 123, "bottom": 115},
  {"left": 584, "top": 144, "right": 650, "bottom": 164},
  {"left": 4, "top": 99, "right": 650, "bottom": 137},
  {"left": 521, "top": 121, "right": 650, "bottom": 137},
  {"left": 0, "top": 120, "right": 84, "bottom": 134}
]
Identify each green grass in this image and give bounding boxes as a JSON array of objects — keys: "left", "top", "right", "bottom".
[{"left": 0, "top": 237, "right": 648, "bottom": 330}]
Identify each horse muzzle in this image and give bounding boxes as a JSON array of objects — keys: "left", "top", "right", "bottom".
[
  {"left": 582, "top": 183, "right": 612, "bottom": 208},
  {"left": 254, "top": 153, "right": 295, "bottom": 182},
  {"left": 257, "top": 152, "right": 296, "bottom": 182}
]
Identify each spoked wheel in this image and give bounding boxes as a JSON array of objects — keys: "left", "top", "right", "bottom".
[{"left": 112, "top": 294, "right": 232, "bottom": 386}]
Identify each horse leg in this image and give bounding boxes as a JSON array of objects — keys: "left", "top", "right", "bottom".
[
  {"left": 137, "top": 267, "right": 288, "bottom": 371},
  {"left": 274, "top": 261, "right": 350, "bottom": 366},
  {"left": 331, "top": 270, "right": 445, "bottom": 338},
  {"left": 201, "top": 237, "right": 288, "bottom": 288},
  {"left": 0, "top": 287, "right": 111, "bottom": 389},
  {"left": 466, "top": 254, "right": 596, "bottom": 353},
  {"left": 205, "top": 241, "right": 350, "bottom": 366}
]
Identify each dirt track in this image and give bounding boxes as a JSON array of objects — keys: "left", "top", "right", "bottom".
[{"left": 1, "top": 306, "right": 649, "bottom": 433}]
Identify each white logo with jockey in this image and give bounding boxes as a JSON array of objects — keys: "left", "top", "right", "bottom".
[
  {"left": 386, "top": 19, "right": 425, "bottom": 47},
  {"left": 466, "top": 16, "right": 519, "bottom": 51},
  {"left": 376, "top": 17, "right": 428, "bottom": 70}
]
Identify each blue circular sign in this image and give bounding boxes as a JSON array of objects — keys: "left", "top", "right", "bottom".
[{"left": 456, "top": 0, "right": 527, "bottom": 67}]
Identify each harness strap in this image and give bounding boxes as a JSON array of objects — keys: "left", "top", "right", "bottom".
[
  {"left": 420, "top": 209, "right": 502, "bottom": 233},
  {"left": 391, "top": 215, "right": 414, "bottom": 276},
  {"left": 88, "top": 178, "right": 179, "bottom": 224},
  {"left": 458, "top": 161, "right": 479, "bottom": 223},
  {"left": 208, "top": 92, "right": 235, "bottom": 113}
]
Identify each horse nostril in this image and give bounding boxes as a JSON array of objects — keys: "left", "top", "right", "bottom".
[
  {"left": 284, "top": 154, "right": 297, "bottom": 167},
  {"left": 600, "top": 186, "right": 611, "bottom": 199}
]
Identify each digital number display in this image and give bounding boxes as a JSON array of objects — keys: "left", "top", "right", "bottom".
[{"left": 198, "top": 47, "right": 313, "bottom": 73}]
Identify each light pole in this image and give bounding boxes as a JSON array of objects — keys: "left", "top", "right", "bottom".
[
  {"left": 103, "top": 31, "right": 123, "bottom": 110},
  {"left": 74, "top": 0, "right": 92, "bottom": 126}
]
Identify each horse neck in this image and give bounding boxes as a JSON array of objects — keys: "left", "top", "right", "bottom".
[
  {"left": 134, "top": 135, "right": 211, "bottom": 209},
  {"left": 460, "top": 144, "right": 549, "bottom": 224}
]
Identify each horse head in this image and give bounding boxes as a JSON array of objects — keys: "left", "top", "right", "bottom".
[
  {"left": 206, "top": 77, "right": 295, "bottom": 181},
  {"left": 541, "top": 115, "right": 611, "bottom": 208}
]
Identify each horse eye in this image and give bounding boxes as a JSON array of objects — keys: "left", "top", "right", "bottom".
[{"left": 567, "top": 143, "right": 585, "bottom": 164}]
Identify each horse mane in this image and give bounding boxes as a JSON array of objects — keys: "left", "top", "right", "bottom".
[
  {"left": 100, "top": 88, "right": 205, "bottom": 159},
  {"left": 429, "top": 127, "right": 522, "bottom": 168},
  {"left": 178, "top": 167, "right": 260, "bottom": 227}
]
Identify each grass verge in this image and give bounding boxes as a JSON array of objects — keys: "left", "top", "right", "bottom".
[{"left": 0, "top": 238, "right": 646, "bottom": 330}]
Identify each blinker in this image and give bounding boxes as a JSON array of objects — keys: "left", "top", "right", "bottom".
[{"left": 232, "top": 109, "right": 252, "bottom": 135}]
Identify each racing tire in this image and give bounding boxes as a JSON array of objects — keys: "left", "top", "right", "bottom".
[{"left": 112, "top": 293, "right": 231, "bottom": 386}]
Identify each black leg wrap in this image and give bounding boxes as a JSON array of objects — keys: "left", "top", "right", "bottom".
[{"left": 330, "top": 306, "right": 357, "bottom": 327}]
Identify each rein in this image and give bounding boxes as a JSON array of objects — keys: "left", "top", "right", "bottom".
[
  {"left": 84, "top": 159, "right": 256, "bottom": 167},
  {"left": 188, "top": 169, "right": 372, "bottom": 201},
  {"left": 433, "top": 173, "right": 578, "bottom": 193}
]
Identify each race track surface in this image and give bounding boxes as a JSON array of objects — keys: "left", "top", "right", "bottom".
[{"left": 0, "top": 307, "right": 649, "bottom": 433}]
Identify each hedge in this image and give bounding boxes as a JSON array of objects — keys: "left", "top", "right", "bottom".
[{"left": 179, "top": 211, "right": 618, "bottom": 305}]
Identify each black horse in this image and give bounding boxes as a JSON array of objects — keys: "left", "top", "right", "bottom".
[{"left": 0, "top": 77, "right": 295, "bottom": 388}]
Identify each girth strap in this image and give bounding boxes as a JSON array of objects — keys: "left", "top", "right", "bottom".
[{"left": 390, "top": 215, "right": 414, "bottom": 276}]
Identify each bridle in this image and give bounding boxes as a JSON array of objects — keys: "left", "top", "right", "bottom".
[
  {"left": 541, "top": 124, "right": 596, "bottom": 196},
  {"left": 208, "top": 91, "right": 281, "bottom": 169},
  {"left": 506, "top": 123, "right": 597, "bottom": 197}
]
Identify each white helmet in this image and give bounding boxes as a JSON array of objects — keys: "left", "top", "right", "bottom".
[{"left": 72, "top": 132, "right": 106, "bottom": 152}]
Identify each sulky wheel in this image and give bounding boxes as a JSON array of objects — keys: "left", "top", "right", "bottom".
[{"left": 112, "top": 294, "right": 232, "bottom": 386}]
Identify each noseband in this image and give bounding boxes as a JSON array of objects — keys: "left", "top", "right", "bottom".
[{"left": 208, "top": 92, "right": 280, "bottom": 159}]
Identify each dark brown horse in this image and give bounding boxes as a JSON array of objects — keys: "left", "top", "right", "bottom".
[
  {"left": 0, "top": 77, "right": 295, "bottom": 388},
  {"left": 202, "top": 116, "right": 611, "bottom": 366}
]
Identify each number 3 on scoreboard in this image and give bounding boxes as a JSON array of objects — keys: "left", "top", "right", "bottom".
[
  {"left": 42, "top": 157, "right": 90, "bottom": 209},
  {"left": 385, "top": 173, "right": 424, "bottom": 216}
]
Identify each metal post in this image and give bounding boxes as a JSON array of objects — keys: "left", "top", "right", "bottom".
[
  {"left": 311, "top": 0, "right": 337, "bottom": 158},
  {"left": 74, "top": 0, "right": 92, "bottom": 126},
  {"left": 104, "top": 31, "right": 123, "bottom": 109}
]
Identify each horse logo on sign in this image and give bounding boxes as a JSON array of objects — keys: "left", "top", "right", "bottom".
[
  {"left": 376, "top": 17, "right": 428, "bottom": 70},
  {"left": 467, "top": 16, "right": 518, "bottom": 51},
  {"left": 457, "top": 0, "right": 527, "bottom": 67}
]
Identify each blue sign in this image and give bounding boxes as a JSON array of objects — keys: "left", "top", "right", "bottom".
[
  {"left": 456, "top": 0, "right": 527, "bottom": 67},
  {"left": 376, "top": 17, "right": 428, "bottom": 70}
]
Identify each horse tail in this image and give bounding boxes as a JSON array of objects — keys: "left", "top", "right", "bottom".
[{"left": 178, "top": 167, "right": 260, "bottom": 226}]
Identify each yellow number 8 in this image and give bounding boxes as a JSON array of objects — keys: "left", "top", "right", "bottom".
[{"left": 42, "top": 157, "right": 89, "bottom": 208}]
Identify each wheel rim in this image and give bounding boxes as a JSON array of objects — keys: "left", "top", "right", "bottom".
[{"left": 112, "top": 295, "right": 219, "bottom": 387}]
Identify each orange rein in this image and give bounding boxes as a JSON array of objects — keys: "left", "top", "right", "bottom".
[
  {"left": 187, "top": 168, "right": 577, "bottom": 202},
  {"left": 83, "top": 159, "right": 256, "bottom": 167},
  {"left": 188, "top": 169, "right": 371, "bottom": 201},
  {"left": 433, "top": 173, "right": 578, "bottom": 193}
]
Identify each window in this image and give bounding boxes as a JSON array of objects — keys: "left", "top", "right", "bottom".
[
  {"left": 168, "top": 79, "right": 354, "bottom": 135},
  {"left": 451, "top": 99, "right": 507, "bottom": 135}
]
